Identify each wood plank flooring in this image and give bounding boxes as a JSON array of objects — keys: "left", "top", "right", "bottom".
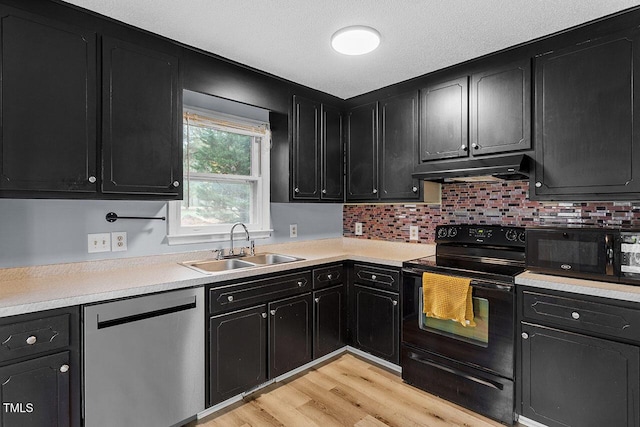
[{"left": 189, "top": 354, "right": 519, "bottom": 427}]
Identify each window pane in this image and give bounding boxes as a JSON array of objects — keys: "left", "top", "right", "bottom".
[
  {"left": 182, "top": 179, "right": 251, "bottom": 226},
  {"left": 184, "top": 124, "right": 252, "bottom": 175}
]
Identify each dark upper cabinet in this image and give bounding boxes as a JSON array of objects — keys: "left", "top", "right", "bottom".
[
  {"left": 520, "top": 322, "right": 639, "bottom": 427},
  {"left": 420, "top": 76, "right": 468, "bottom": 161},
  {"left": 533, "top": 27, "right": 640, "bottom": 200},
  {"left": 291, "top": 96, "right": 343, "bottom": 202},
  {"left": 347, "top": 95, "right": 420, "bottom": 202},
  {"left": 101, "top": 36, "right": 181, "bottom": 197},
  {"left": 379, "top": 92, "right": 420, "bottom": 200},
  {"left": 0, "top": 6, "right": 97, "bottom": 194},
  {"left": 470, "top": 59, "right": 531, "bottom": 156},
  {"left": 269, "top": 293, "right": 313, "bottom": 378},
  {"left": 209, "top": 305, "right": 267, "bottom": 405},
  {"left": 321, "top": 104, "right": 344, "bottom": 201},
  {"left": 313, "top": 284, "right": 346, "bottom": 359}
]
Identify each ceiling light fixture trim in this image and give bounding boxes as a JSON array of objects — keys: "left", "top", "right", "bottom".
[{"left": 331, "top": 25, "right": 381, "bottom": 55}]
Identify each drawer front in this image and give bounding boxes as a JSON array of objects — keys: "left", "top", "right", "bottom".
[
  {"left": 522, "top": 291, "right": 640, "bottom": 343},
  {"left": 0, "top": 314, "right": 70, "bottom": 363},
  {"left": 353, "top": 264, "right": 400, "bottom": 291},
  {"left": 313, "top": 264, "right": 344, "bottom": 289},
  {"left": 209, "top": 271, "right": 312, "bottom": 314}
]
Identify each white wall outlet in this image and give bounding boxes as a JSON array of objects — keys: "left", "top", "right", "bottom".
[
  {"left": 410, "top": 225, "right": 419, "bottom": 241},
  {"left": 88, "top": 233, "right": 111, "bottom": 253},
  {"left": 111, "top": 232, "right": 128, "bottom": 252},
  {"left": 290, "top": 224, "right": 298, "bottom": 238},
  {"left": 355, "top": 222, "right": 363, "bottom": 236}
]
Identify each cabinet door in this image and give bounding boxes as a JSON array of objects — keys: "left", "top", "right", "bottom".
[
  {"left": 521, "top": 322, "right": 640, "bottom": 427},
  {"left": 420, "top": 77, "right": 468, "bottom": 161},
  {"left": 313, "top": 284, "right": 346, "bottom": 358},
  {"left": 209, "top": 305, "right": 267, "bottom": 405},
  {"left": 292, "top": 95, "right": 320, "bottom": 200},
  {"left": 346, "top": 102, "right": 378, "bottom": 201},
  {"left": 379, "top": 92, "right": 420, "bottom": 200},
  {"left": 351, "top": 284, "right": 400, "bottom": 364},
  {"left": 102, "top": 36, "right": 181, "bottom": 197},
  {"left": 269, "top": 293, "right": 312, "bottom": 378},
  {"left": 0, "top": 351, "right": 70, "bottom": 427},
  {"left": 470, "top": 59, "right": 531, "bottom": 155},
  {"left": 0, "top": 7, "right": 97, "bottom": 194},
  {"left": 534, "top": 28, "right": 640, "bottom": 199},
  {"left": 321, "top": 104, "right": 343, "bottom": 201}
]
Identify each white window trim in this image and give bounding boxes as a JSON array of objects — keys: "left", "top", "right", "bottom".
[{"left": 167, "top": 109, "right": 272, "bottom": 246}]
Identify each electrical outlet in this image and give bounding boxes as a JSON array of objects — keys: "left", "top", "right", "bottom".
[
  {"left": 355, "top": 222, "right": 363, "bottom": 236},
  {"left": 111, "top": 232, "right": 127, "bottom": 252},
  {"left": 410, "top": 225, "right": 419, "bottom": 241},
  {"left": 88, "top": 233, "right": 111, "bottom": 253},
  {"left": 290, "top": 224, "right": 298, "bottom": 238}
]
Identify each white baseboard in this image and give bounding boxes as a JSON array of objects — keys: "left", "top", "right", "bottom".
[
  {"left": 197, "top": 346, "right": 401, "bottom": 420},
  {"left": 517, "top": 415, "right": 549, "bottom": 427}
]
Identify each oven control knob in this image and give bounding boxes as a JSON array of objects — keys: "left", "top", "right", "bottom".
[
  {"left": 518, "top": 232, "right": 525, "bottom": 243},
  {"left": 505, "top": 229, "right": 518, "bottom": 241},
  {"left": 521, "top": 332, "right": 529, "bottom": 340},
  {"left": 448, "top": 227, "right": 457, "bottom": 237},
  {"left": 437, "top": 228, "right": 447, "bottom": 238}
]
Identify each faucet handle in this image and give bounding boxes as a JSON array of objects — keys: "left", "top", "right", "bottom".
[
  {"left": 250, "top": 240, "right": 255, "bottom": 256},
  {"left": 212, "top": 249, "right": 223, "bottom": 260}
]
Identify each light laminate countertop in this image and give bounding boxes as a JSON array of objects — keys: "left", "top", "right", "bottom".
[{"left": 0, "top": 238, "right": 434, "bottom": 318}]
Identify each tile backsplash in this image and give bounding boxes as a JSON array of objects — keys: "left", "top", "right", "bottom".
[{"left": 343, "top": 180, "right": 640, "bottom": 244}]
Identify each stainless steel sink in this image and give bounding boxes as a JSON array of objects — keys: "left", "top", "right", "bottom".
[
  {"left": 242, "top": 253, "right": 303, "bottom": 265},
  {"left": 180, "top": 253, "right": 304, "bottom": 274}
]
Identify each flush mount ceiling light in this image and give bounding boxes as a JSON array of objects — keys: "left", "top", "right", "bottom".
[{"left": 331, "top": 26, "right": 381, "bottom": 55}]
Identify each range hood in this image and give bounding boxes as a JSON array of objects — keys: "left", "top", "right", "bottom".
[{"left": 412, "top": 154, "right": 530, "bottom": 183}]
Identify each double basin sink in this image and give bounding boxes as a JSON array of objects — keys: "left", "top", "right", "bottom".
[{"left": 181, "top": 253, "right": 304, "bottom": 274}]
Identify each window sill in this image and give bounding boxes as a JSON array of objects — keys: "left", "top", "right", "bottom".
[{"left": 167, "top": 229, "right": 273, "bottom": 246}]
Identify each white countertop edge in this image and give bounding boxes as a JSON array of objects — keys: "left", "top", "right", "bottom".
[{"left": 516, "top": 271, "right": 640, "bottom": 304}]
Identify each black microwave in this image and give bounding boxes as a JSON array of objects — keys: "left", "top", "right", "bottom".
[{"left": 526, "top": 227, "right": 640, "bottom": 285}]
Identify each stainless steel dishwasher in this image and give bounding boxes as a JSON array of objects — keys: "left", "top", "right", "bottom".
[{"left": 83, "top": 287, "right": 204, "bottom": 427}]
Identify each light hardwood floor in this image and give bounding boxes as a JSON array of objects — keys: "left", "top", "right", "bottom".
[{"left": 190, "top": 354, "right": 520, "bottom": 427}]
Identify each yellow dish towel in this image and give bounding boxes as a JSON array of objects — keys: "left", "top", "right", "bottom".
[{"left": 422, "top": 272, "right": 476, "bottom": 327}]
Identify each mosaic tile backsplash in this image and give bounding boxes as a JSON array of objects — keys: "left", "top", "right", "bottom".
[{"left": 343, "top": 180, "right": 640, "bottom": 244}]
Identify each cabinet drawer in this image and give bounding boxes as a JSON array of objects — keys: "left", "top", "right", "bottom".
[
  {"left": 0, "top": 314, "right": 70, "bottom": 363},
  {"left": 209, "top": 271, "right": 312, "bottom": 314},
  {"left": 353, "top": 264, "right": 400, "bottom": 291},
  {"left": 522, "top": 291, "right": 640, "bottom": 343},
  {"left": 313, "top": 264, "right": 344, "bottom": 289}
]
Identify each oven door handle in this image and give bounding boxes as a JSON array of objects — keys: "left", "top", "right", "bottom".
[
  {"left": 403, "top": 269, "right": 512, "bottom": 292},
  {"left": 406, "top": 351, "right": 504, "bottom": 390}
]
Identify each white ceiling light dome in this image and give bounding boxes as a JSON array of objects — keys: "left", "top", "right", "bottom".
[{"left": 331, "top": 26, "right": 381, "bottom": 56}]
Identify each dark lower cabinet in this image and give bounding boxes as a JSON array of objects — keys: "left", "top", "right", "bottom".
[
  {"left": 313, "top": 284, "right": 346, "bottom": 358},
  {"left": 209, "top": 305, "right": 267, "bottom": 405},
  {"left": 0, "top": 352, "right": 70, "bottom": 427},
  {"left": 351, "top": 284, "right": 400, "bottom": 364},
  {"left": 0, "top": 5, "right": 97, "bottom": 194},
  {"left": 520, "top": 322, "right": 639, "bottom": 427},
  {"left": 269, "top": 293, "right": 313, "bottom": 378}
]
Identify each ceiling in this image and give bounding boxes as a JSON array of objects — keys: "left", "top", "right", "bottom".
[{"left": 63, "top": 0, "right": 640, "bottom": 99}]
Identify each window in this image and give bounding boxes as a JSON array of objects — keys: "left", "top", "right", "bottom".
[{"left": 167, "top": 106, "right": 271, "bottom": 244}]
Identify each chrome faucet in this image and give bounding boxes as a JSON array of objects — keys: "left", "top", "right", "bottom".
[{"left": 229, "top": 222, "right": 250, "bottom": 257}]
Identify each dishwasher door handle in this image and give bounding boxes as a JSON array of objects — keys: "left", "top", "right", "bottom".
[{"left": 96, "top": 296, "right": 197, "bottom": 329}]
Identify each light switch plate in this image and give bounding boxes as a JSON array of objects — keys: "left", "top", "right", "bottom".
[
  {"left": 88, "top": 233, "right": 111, "bottom": 253},
  {"left": 111, "top": 232, "right": 127, "bottom": 252},
  {"left": 410, "top": 225, "right": 419, "bottom": 241},
  {"left": 355, "top": 222, "right": 363, "bottom": 235}
]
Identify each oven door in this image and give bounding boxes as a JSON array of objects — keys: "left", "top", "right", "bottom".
[{"left": 402, "top": 270, "right": 514, "bottom": 379}]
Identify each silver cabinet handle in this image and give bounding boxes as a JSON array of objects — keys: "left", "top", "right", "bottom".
[
  {"left": 327, "top": 274, "right": 333, "bottom": 280},
  {"left": 535, "top": 182, "right": 542, "bottom": 188},
  {"left": 472, "top": 143, "right": 479, "bottom": 149},
  {"left": 372, "top": 189, "right": 378, "bottom": 194},
  {"left": 88, "top": 176, "right": 96, "bottom": 183},
  {"left": 227, "top": 295, "right": 234, "bottom": 302},
  {"left": 270, "top": 309, "right": 276, "bottom": 316},
  {"left": 521, "top": 332, "right": 529, "bottom": 339},
  {"left": 392, "top": 300, "right": 398, "bottom": 306},
  {"left": 172, "top": 181, "right": 180, "bottom": 187},
  {"left": 261, "top": 313, "right": 267, "bottom": 318},
  {"left": 371, "top": 274, "right": 377, "bottom": 281},
  {"left": 460, "top": 145, "right": 468, "bottom": 151},
  {"left": 294, "top": 187, "right": 300, "bottom": 193},
  {"left": 60, "top": 364, "right": 69, "bottom": 373},
  {"left": 571, "top": 311, "right": 580, "bottom": 320},
  {"left": 412, "top": 186, "right": 418, "bottom": 193},
  {"left": 297, "top": 281, "right": 304, "bottom": 287},
  {"left": 26, "top": 336, "right": 36, "bottom": 345},
  {"left": 322, "top": 189, "right": 327, "bottom": 194},
  {"left": 314, "top": 298, "right": 320, "bottom": 303}
]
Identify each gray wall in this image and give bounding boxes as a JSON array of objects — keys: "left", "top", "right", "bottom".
[{"left": 0, "top": 200, "right": 342, "bottom": 268}]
